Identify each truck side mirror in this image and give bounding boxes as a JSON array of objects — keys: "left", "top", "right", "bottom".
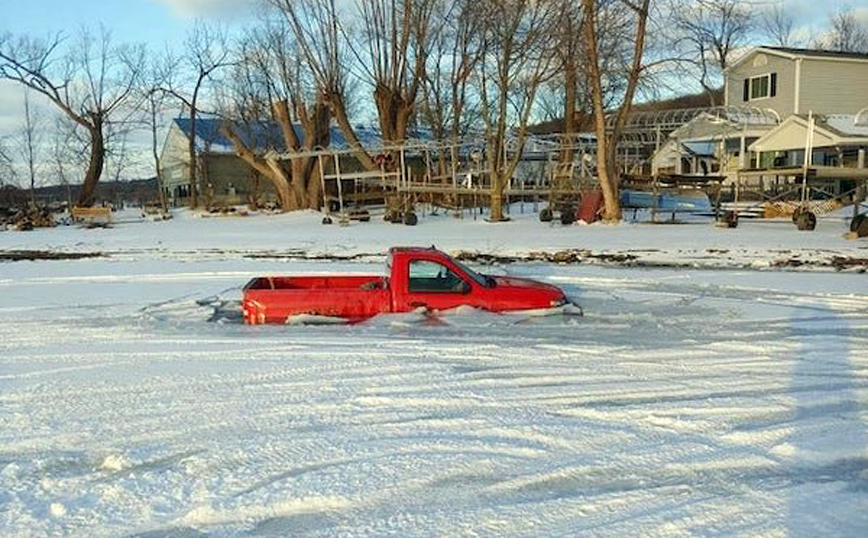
[{"left": 459, "top": 281, "right": 471, "bottom": 294}]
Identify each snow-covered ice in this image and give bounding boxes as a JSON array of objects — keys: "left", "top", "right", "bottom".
[{"left": 0, "top": 208, "right": 866, "bottom": 536}]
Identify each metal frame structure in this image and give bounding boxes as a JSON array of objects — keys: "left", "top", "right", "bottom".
[{"left": 274, "top": 105, "right": 788, "bottom": 223}]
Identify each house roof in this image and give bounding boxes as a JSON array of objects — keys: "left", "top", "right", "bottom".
[
  {"left": 749, "top": 114, "right": 868, "bottom": 153},
  {"left": 173, "top": 117, "right": 384, "bottom": 154},
  {"left": 728, "top": 46, "right": 868, "bottom": 72},
  {"left": 683, "top": 141, "right": 717, "bottom": 157},
  {"left": 823, "top": 114, "right": 868, "bottom": 137},
  {"left": 666, "top": 111, "right": 776, "bottom": 142},
  {"left": 764, "top": 46, "right": 868, "bottom": 61}
]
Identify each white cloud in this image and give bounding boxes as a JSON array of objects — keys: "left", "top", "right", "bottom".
[
  {"left": 0, "top": 81, "right": 56, "bottom": 140},
  {"left": 854, "top": 7, "right": 868, "bottom": 27},
  {"left": 149, "top": 0, "right": 258, "bottom": 19}
]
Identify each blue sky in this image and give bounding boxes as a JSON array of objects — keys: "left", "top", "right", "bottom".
[
  {"left": 1, "top": 0, "right": 258, "bottom": 50},
  {"left": 1, "top": 0, "right": 863, "bottom": 47}
]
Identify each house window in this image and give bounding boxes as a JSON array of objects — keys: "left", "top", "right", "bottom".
[
  {"left": 750, "top": 75, "right": 769, "bottom": 99},
  {"left": 743, "top": 73, "right": 777, "bottom": 101}
]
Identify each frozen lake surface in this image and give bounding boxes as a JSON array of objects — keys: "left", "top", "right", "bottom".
[{"left": 1, "top": 209, "right": 866, "bottom": 536}]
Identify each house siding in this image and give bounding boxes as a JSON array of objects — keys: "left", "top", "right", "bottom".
[
  {"left": 200, "top": 154, "right": 277, "bottom": 205},
  {"left": 798, "top": 59, "right": 868, "bottom": 115},
  {"left": 726, "top": 52, "right": 796, "bottom": 117},
  {"left": 159, "top": 121, "right": 278, "bottom": 205},
  {"left": 159, "top": 123, "right": 192, "bottom": 191}
]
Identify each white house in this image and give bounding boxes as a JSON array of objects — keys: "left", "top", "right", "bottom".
[
  {"left": 725, "top": 47, "right": 868, "bottom": 118},
  {"left": 651, "top": 111, "right": 777, "bottom": 177},
  {"left": 743, "top": 112, "right": 868, "bottom": 195},
  {"left": 651, "top": 47, "right": 868, "bottom": 188}
]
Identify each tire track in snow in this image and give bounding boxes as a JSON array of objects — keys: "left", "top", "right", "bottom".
[{"left": 2, "top": 265, "right": 868, "bottom": 536}]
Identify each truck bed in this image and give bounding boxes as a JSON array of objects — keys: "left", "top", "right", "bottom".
[
  {"left": 243, "top": 276, "right": 391, "bottom": 324},
  {"left": 245, "top": 275, "right": 387, "bottom": 291}
]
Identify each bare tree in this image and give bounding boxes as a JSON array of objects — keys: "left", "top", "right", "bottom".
[
  {"left": 141, "top": 56, "right": 174, "bottom": 214},
  {"left": 273, "top": 0, "right": 380, "bottom": 171},
  {"left": 0, "top": 136, "right": 15, "bottom": 188},
  {"left": 161, "top": 21, "right": 233, "bottom": 208},
  {"left": 219, "top": 22, "right": 331, "bottom": 211},
  {"left": 822, "top": 6, "right": 868, "bottom": 52},
  {"left": 102, "top": 116, "right": 137, "bottom": 203},
  {"left": 49, "top": 116, "right": 86, "bottom": 208},
  {"left": 0, "top": 27, "right": 145, "bottom": 207},
  {"left": 418, "top": 0, "right": 484, "bottom": 179},
  {"left": 275, "top": 0, "right": 436, "bottom": 173},
  {"left": 477, "top": 0, "right": 557, "bottom": 221},
  {"left": 760, "top": 3, "right": 797, "bottom": 48},
  {"left": 669, "top": 0, "right": 752, "bottom": 105},
  {"left": 551, "top": 0, "right": 587, "bottom": 164},
  {"left": 17, "top": 89, "right": 44, "bottom": 205},
  {"left": 356, "top": 0, "right": 435, "bottom": 148},
  {"left": 584, "top": 0, "right": 651, "bottom": 222},
  {"left": 144, "top": 90, "right": 169, "bottom": 213}
]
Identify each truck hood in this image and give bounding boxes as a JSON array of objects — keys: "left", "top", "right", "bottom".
[{"left": 490, "top": 276, "right": 562, "bottom": 294}]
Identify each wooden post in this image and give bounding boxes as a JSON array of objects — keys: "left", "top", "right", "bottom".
[
  {"left": 334, "top": 153, "right": 344, "bottom": 213},
  {"left": 801, "top": 113, "right": 815, "bottom": 204},
  {"left": 318, "top": 154, "right": 327, "bottom": 214}
]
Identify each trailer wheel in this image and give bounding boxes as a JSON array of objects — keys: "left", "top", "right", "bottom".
[
  {"left": 560, "top": 207, "right": 575, "bottom": 225},
  {"left": 403, "top": 212, "right": 418, "bottom": 226},
  {"left": 851, "top": 214, "right": 868, "bottom": 237},
  {"left": 322, "top": 216, "right": 333, "bottom": 225},
  {"left": 717, "top": 210, "right": 738, "bottom": 228},
  {"left": 795, "top": 210, "right": 816, "bottom": 231},
  {"left": 539, "top": 208, "right": 553, "bottom": 222},
  {"left": 351, "top": 209, "right": 370, "bottom": 222}
]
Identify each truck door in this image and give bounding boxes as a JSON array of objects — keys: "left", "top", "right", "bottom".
[{"left": 402, "top": 259, "right": 474, "bottom": 311}]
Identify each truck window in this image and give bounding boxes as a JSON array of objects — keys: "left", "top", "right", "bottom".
[{"left": 408, "top": 260, "right": 468, "bottom": 293}]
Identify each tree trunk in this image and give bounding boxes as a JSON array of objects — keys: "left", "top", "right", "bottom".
[
  {"left": 304, "top": 157, "right": 323, "bottom": 208},
  {"left": 188, "top": 102, "right": 199, "bottom": 208},
  {"left": 150, "top": 102, "right": 167, "bottom": 214},
  {"left": 561, "top": 56, "right": 578, "bottom": 165},
  {"left": 301, "top": 101, "right": 331, "bottom": 209},
  {"left": 77, "top": 118, "right": 105, "bottom": 207},
  {"left": 584, "top": 0, "right": 653, "bottom": 223},
  {"left": 265, "top": 156, "right": 295, "bottom": 210},
  {"left": 220, "top": 123, "right": 296, "bottom": 211},
  {"left": 277, "top": 98, "right": 332, "bottom": 210},
  {"left": 489, "top": 165, "right": 506, "bottom": 222},
  {"left": 328, "top": 93, "right": 378, "bottom": 172}
]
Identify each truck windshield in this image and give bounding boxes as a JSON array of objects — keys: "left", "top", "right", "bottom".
[{"left": 452, "top": 259, "right": 492, "bottom": 287}]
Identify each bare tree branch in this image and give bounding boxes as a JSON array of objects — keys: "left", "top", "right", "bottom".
[{"left": 0, "top": 28, "right": 145, "bottom": 206}]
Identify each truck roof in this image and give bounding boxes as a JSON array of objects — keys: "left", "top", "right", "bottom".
[{"left": 389, "top": 246, "right": 442, "bottom": 255}]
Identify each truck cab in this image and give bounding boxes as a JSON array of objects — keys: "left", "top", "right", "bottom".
[{"left": 388, "top": 247, "right": 568, "bottom": 313}]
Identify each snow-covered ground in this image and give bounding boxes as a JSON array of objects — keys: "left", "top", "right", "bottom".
[{"left": 1, "top": 208, "right": 867, "bottom": 536}]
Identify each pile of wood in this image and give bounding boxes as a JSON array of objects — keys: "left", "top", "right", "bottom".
[{"left": 0, "top": 206, "right": 56, "bottom": 231}]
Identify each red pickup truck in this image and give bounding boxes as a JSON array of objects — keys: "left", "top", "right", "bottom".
[{"left": 242, "top": 247, "right": 576, "bottom": 324}]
